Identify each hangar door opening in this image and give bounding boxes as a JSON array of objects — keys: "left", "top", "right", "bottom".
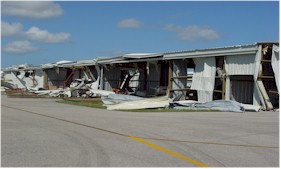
[{"left": 230, "top": 75, "right": 254, "bottom": 104}]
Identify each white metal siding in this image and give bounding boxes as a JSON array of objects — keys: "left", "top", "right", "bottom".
[
  {"left": 191, "top": 57, "right": 216, "bottom": 102},
  {"left": 4, "top": 71, "right": 26, "bottom": 89},
  {"left": 147, "top": 63, "right": 161, "bottom": 95},
  {"left": 22, "top": 70, "right": 44, "bottom": 89},
  {"left": 230, "top": 76, "right": 254, "bottom": 104},
  {"left": 46, "top": 69, "right": 66, "bottom": 87},
  {"left": 272, "top": 45, "right": 279, "bottom": 93},
  {"left": 253, "top": 45, "right": 266, "bottom": 108},
  {"left": 225, "top": 54, "right": 256, "bottom": 75},
  {"left": 34, "top": 69, "right": 44, "bottom": 88}
]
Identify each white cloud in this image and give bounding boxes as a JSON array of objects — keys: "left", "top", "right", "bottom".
[
  {"left": 118, "top": 18, "right": 141, "bottom": 28},
  {"left": 164, "top": 24, "right": 220, "bottom": 40},
  {"left": 1, "top": 21, "right": 22, "bottom": 37},
  {"left": 25, "top": 27, "right": 71, "bottom": 43},
  {"left": 2, "top": 1, "right": 63, "bottom": 19},
  {"left": 2, "top": 41, "right": 38, "bottom": 54}
]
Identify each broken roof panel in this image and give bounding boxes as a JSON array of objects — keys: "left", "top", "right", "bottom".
[
  {"left": 42, "top": 60, "right": 76, "bottom": 69},
  {"left": 42, "top": 63, "right": 55, "bottom": 69},
  {"left": 110, "top": 57, "right": 164, "bottom": 64},
  {"left": 74, "top": 59, "right": 97, "bottom": 67},
  {"left": 22, "top": 65, "right": 43, "bottom": 71},
  {"left": 163, "top": 44, "right": 258, "bottom": 60},
  {"left": 96, "top": 56, "right": 124, "bottom": 64},
  {"left": 2, "top": 66, "right": 20, "bottom": 72},
  {"left": 62, "top": 59, "right": 97, "bottom": 68},
  {"left": 97, "top": 53, "right": 164, "bottom": 64},
  {"left": 57, "top": 61, "right": 77, "bottom": 68},
  {"left": 56, "top": 60, "right": 74, "bottom": 65},
  {"left": 2, "top": 64, "right": 39, "bottom": 72},
  {"left": 122, "top": 53, "right": 163, "bottom": 59}
]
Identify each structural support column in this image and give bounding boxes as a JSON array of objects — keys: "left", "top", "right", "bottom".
[
  {"left": 225, "top": 76, "right": 230, "bottom": 100},
  {"left": 168, "top": 60, "right": 173, "bottom": 98},
  {"left": 100, "top": 65, "right": 104, "bottom": 90},
  {"left": 43, "top": 69, "right": 48, "bottom": 89},
  {"left": 144, "top": 65, "right": 147, "bottom": 92},
  {"left": 32, "top": 70, "right": 36, "bottom": 87},
  {"left": 222, "top": 59, "right": 226, "bottom": 100}
]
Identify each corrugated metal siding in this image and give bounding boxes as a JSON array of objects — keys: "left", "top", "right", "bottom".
[
  {"left": 35, "top": 69, "right": 44, "bottom": 88},
  {"left": 22, "top": 74, "right": 33, "bottom": 88},
  {"left": 103, "top": 66, "right": 121, "bottom": 91},
  {"left": 46, "top": 69, "right": 66, "bottom": 87},
  {"left": 138, "top": 69, "right": 145, "bottom": 91},
  {"left": 230, "top": 76, "right": 254, "bottom": 104},
  {"left": 225, "top": 54, "right": 256, "bottom": 75},
  {"left": 4, "top": 71, "right": 26, "bottom": 89},
  {"left": 46, "top": 69, "right": 57, "bottom": 86},
  {"left": 147, "top": 63, "right": 161, "bottom": 95},
  {"left": 172, "top": 60, "right": 187, "bottom": 100},
  {"left": 21, "top": 69, "right": 44, "bottom": 88},
  {"left": 191, "top": 57, "right": 216, "bottom": 102},
  {"left": 231, "top": 80, "right": 253, "bottom": 104},
  {"left": 253, "top": 45, "right": 266, "bottom": 107}
]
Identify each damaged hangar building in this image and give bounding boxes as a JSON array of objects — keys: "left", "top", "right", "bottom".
[{"left": 2, "top": 42, "right": 279, "bottom": 111}]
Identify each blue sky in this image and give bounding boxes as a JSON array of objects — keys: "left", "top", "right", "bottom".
[{"left": 1, "top": 1, "right": 279, "bottom": 68}]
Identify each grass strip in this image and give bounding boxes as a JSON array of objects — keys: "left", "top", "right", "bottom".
[
  {"left": 5, "top": 93, "right": 51, "bottom": 98},
  {"left": 56, "top": 99, "right": 106, "bottom": 109}
]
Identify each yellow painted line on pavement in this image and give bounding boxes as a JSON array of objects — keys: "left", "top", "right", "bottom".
[
  {"left": 3, "top": 105, "right": 279, "bottom": 149},
  {"left": 138, "top": 137, "right": 279, "bottom": 149},
  {"left": 130, "top": 136, "right": 210, "bottom": 167},
  {"left": 4, "top": 104, "right": 277, "bottom": 166}
]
